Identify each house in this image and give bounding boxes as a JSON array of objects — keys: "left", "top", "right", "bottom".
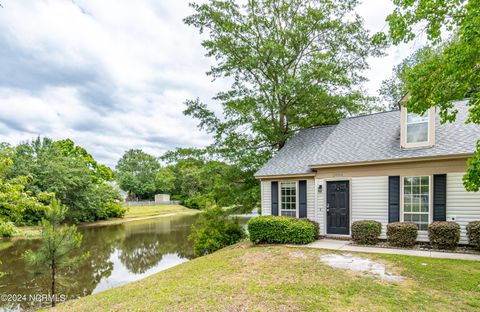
[{"left": 255, "top": 99, "right": 480, "bottom": 243}]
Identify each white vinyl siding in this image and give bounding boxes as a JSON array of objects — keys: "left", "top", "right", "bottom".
[
  {"left": 316, "top": 179, "right": 325, "bottom": 235},
  {"left": 260, "top": 179, "right": 314, "bottom": 218},
  {"left": 261, "top": 180, "right": 271, "bottom": 215},
  {"left": 351, "top": 176, "right": 389, "bottom": 238},
  {"left": 447, "top": 173, "right": 480, "bottom": 244},
  {"left": 306, "top": 179, "right": 315, "bottom": 221}
]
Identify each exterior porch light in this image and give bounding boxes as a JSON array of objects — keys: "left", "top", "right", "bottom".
[{"left": 318, "top": 184, "right": 323, "bottom": 193}]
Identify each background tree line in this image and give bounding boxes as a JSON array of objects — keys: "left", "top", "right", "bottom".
[
  {"left": 0, "top": 137, "right": 125, "bottom": 227},
  {"left": 115, "top": 148, "right": 258, "bottom": 211}
]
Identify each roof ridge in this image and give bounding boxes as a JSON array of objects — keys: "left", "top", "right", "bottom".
[{"left": 344, "top": 109, "right": 399, "bottom": 120}]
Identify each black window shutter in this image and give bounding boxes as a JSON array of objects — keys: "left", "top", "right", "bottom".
[
  {"left": 271, "top": 181, "right": 278, "bottom": 216},
  {"left": 299, "top": 180, "right": 307, "bottom": 218},
  {"left": 433, "top": 174, "right": 447, "bottom": 221},
  {"left": 388, "top": 176, "right": 400, "bottom": 223}
]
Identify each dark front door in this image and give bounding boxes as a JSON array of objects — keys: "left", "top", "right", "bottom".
[{"left": 326, "top": 181, "right": 350, "bottom": 235}]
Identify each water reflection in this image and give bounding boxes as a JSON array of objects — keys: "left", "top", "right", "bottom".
[{"left": 0, "top": 214, "right": 198, "bottom": 311}]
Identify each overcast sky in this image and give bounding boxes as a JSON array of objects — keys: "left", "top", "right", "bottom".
[{"left": 0, "top": 0, "right": 424, "bottom": 167}]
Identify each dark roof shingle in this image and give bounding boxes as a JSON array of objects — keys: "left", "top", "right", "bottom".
[{"left": 255, "top": 100, "right": 479, "bottom": 177}]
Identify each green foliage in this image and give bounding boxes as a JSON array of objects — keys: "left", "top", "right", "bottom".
[
  {"left": 164, "top": 155, "right": 259, "bottom": 213},
  {"left": 23, "top": 199, "right": 89, "bottom": 306},
  {"left": 115, "top": 149, "right": 162, "bottom": 200},
  {"left": 386, "top": 0, "right": 480, "bottom": 191},
  {"left": 428, "top": 221, "right": 460, "bottom": 250},
  {"left": 466, "top": 221, "right": 480, "bottom": 251},
  {"left": 248, "top": 216, "right": 316, "bottom": 245},
  {"left": 0, "top": 144, "right": 48, "bottom": 225},
  {"left": 155, "top": 167, "right": 176, "bottom": 194},
  {"left": 0, "top": 220, "right": 16, "bottom": 237},
  {"left": 464, "top": 141, "right": 480, "bottom": 192},
  {"left": 189, "top": 206, "right": 245, "bottom": 256},
  {"left": 387, "top": 222, "right": 418, "bottom": 247},
  {"left": 301, "top": 218, "right": 320, "bottom": 239},
  {"left": 7, "top": 137, "right": 120, "bottom": 222},
  {"left": 351, "top": 220, "right": 382, "bottom": 245},
  {"left": 183, "top": 0, "right": 384, "bottom": 174}
]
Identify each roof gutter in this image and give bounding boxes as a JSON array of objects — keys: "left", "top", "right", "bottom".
[{"left": 254, "top": 173, "right": 316, "bottom": 180}]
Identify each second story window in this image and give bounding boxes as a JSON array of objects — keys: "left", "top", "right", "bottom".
[{"left": 406, "top": 110, "right": 429, "bottom": 144}]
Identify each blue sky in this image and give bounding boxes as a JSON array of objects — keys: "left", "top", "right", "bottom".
[{"left": 0, "top": 0, "right": 423, "bottom": 167}]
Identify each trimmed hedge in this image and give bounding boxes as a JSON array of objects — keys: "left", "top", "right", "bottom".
[
  {"left": 248, "top": 216, "right": 316, "bottom": 245},
  {"left": 387, "top": 222, "right": 418, "bottom": 247},
  {"left": 301, "top": 218, "right": 320, "bottom": 239},
  {"left": 351, "top": 220, "right": 382, "bottom": 245},
  {"left": 467, "top": 221, "right": 480, "bottom": 251},
  {"left": 428, "top": 221, "right": 460, "bottom": 250}
]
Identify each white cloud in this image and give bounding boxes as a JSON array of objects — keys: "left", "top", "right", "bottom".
[{"left": 0, "top": 0, "right": 423, "bottom": 167}]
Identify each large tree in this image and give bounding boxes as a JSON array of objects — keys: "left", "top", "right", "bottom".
[
  {"left": 8, "top": 138, "right": 123, "bottom": 222},
  {"left": 183, "top": 0, "right": 385, "bottom": 170},
  {"left": 115, "top": 149, "right": 162, "bottom": 200},
  {"left": 386, "top": 0, "right": 480, "bottom": 191}
]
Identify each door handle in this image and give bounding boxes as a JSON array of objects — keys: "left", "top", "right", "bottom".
[{"left": 326, "top": 208, "right": 330, "bottom": 212}]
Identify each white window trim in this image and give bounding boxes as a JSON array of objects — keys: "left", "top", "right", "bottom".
[
  {"left": 278, "top": 181, "right": 299, "bottom": 218},
  {"left": 400, "top": 175, "right": 433, "bottom": 232},
  {"left": 401, "top": 106, "right": 436, "bottom": 149}
]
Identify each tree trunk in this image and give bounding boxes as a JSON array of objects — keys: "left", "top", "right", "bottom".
[{"left": 51, "top": 258, "right": 56, "bottom": 307}]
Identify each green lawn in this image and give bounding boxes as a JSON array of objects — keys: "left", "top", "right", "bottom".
[
  {"left": 50, "top": 243, "right": 480, "bottom": 311},
  {"left": 123, "top": 204, "right": 198, "bottom": 219}
]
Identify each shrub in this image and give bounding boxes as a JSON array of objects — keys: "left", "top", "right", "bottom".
[
  {"left": 183, "top": 193, "right": 214, "bottom": 210},
  {"left": 301, "top": 218, "right": 320, "bottom": 239},
  {"left": 428, "top": 221, "right": 460, "bottom": 250},
  {"left": 189, "top": 206, "right": 245, "bottom": 256},
  {"left": 387, "top": 222, "right": 418, "bottom": 247},
  {"left": 0, "top": 221, "right": 17, "bottom": 237},
  {"left": 104, "top": 202, "right": 127, "bottom": 218},
  {"left": 351, "top": 220, "right": 382, "bottom": 245},
  {"left": 467, "top": 221, "right": 480, "bottom": 251},
  {"left": 248, "top": 216, "right": 316, "bottom": 245}
]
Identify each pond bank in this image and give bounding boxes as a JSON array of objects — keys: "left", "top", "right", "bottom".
[
  {"left": 0, "top": 213, "right": 200, "bottom": 311},
  {"left": 79, "top": 205, "right": 200, "bottom": 227},
  {"left": 47, "top": 243, "right": 480, "bottom": 311},
  {"left": 5, "top": 204, "right": 199, "bottom": 239}
]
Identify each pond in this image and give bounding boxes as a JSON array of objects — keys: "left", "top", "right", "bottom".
[{"left": 0, "top": 214, "right": 201, "bottom": 311}]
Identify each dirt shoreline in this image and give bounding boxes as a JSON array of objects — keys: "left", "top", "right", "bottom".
[{"left": 78, "top": 211, "right": 200, "bottom": 228}]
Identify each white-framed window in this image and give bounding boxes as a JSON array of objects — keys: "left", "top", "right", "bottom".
[
  {"left": 280, "top": 181, "right": 297, "bottom": 217},
  {"left": 406, "top": 110, "right": 429, "bottom": 144},
  {"left": 403, "top": 176, "right": 430, "bottom": 230}
]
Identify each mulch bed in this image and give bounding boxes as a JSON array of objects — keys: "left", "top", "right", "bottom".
[{"left": 350, "top": 241, "right": 480, "bottom": 255}]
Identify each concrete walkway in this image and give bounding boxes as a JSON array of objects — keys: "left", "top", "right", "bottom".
[{"left": 299, "top": 239, "right": 480, "bottom": 261}]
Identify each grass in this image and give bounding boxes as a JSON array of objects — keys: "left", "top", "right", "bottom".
[
  {"left": 50, "top": 243, "right": 480, "bottom": 311},
  {"left": 80, "top": 204, "right": 199, "bottom": 227},
  {"left": 123, "top": 204, "right": 198, "bottom": 219}
]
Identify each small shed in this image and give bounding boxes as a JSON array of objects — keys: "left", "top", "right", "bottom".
[{"left": 155, "top": 194, "right": 171, "bottom": 204}]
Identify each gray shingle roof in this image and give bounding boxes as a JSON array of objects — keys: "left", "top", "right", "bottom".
[{"left": 255, "top": 100, "right": 480, "bottom": 177}]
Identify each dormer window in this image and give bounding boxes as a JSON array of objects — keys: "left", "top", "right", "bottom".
[
  {"left": 400, "top": 105, "right": 435, "bottom": 149},
  {"left": 406, "top": 110, "right": 429, "bottom": 144}
]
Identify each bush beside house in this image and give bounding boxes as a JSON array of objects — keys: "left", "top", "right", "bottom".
[
  {"left": 428, "top": 221, "right": 460, "bottom": 250},
  {"left": 387, "top": 222, "right": 418, "bottom": 247},
  {"left": 351, "top": 220, "right": 382, "bottom": 245},
  {"left": 248, "top": 216, "right": 316, "bottom": 245},
  {"left": 467, "top": 221, "right": 480, "bottom": 251}
]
